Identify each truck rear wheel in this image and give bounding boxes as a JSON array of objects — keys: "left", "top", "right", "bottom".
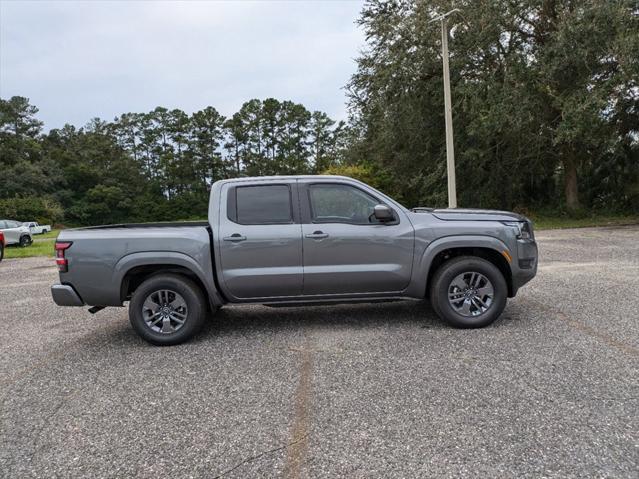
[
  {"left": 430, "top": 256, "right": 507, "bottom": 328},
  {"left": 129, "top": 274, "right": 207, "bottom": 345}
]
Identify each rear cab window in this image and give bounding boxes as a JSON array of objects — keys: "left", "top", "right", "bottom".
[{"left": 228, "top": 184, "right": 293, "bottom": 225}]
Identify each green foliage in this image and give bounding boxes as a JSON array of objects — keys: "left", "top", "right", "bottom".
[
  {"left": 0, "top": 196, "right": 64, "bottom": 225},
  {"left": 321, "top": 163, "right": 396, "bottom": 199},
  {"left": 0, "top": 95, "right": 348, "bottom": 226},
  {"left": 221, "top": 98, "right": 344, "bottom": 176},
  {"left": 530, "top": 213, "right": 639, "bottom": 230},
  {"left": 347, "top": 0, "right": 639, "bottom": 211},
  {"left": 38, "top": 229, "right": 61, "bottom": 239}
]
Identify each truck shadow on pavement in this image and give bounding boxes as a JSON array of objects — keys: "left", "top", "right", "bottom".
[
  {"left": 204, "top": 301, "right": 443, "bottom": 335},
  {"left": 193, "top": 299, "right": 515, "bottom": 342},
  {"left": 96, "top": 299, "right": 522, "bottom": 348}
]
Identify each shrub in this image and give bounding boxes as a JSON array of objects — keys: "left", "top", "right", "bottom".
[{"left": 0, "top": 196, "right": 64, "bottom": 225}]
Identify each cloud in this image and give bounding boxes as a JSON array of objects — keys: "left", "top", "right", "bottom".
[{"left": 0, "top": 0, "right": 364, "bottom": 129}]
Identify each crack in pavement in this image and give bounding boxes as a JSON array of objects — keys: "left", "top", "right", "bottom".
[
  {"left": 208, "top": 334, "right": 314, "bottom": 479},
  {"left": 211, "top": 434, "right": 309, "bottom": 479},
  {"left": 283, "top": 334, "right": 313, "bottom": 479},
  {"left": 524, "top": 298, "right": 638, "bottom": 357}
]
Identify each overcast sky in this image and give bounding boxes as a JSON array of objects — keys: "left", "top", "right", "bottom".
[{"left": 0, "top": 0, "right": 365, "bottom": 130}]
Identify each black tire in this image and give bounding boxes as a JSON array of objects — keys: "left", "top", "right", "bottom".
[
  {"left": 128, "top": 274, "right": 207, "bottom": 346},
  {"left": 0, "top": 244, "right": 4, "bottom": 262},
  {"left": 19, "top": 235, "right": 32, "bottom": 247},
  {"left": 430, "top": 256, "right": 508, "bottom": 328}
]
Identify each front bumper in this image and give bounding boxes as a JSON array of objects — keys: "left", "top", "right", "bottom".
[
  {"left": 510, "top": 239, "right": 538, "bottom": 295},
  {"left": 51, "top": 284, "right": 85, "bottom": 306}
]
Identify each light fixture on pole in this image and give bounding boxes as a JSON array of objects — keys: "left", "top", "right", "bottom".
[{"left": 430, "top": 9, "right": 459, "bottom": 208}]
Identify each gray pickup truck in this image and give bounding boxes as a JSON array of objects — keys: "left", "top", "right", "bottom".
[{"left": 52, "top": 175, "right": 538, "bottom": 345}]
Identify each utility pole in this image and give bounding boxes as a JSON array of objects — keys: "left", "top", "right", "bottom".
[{"left": 431, "top": 9, "right": 459, "bottom": 208}]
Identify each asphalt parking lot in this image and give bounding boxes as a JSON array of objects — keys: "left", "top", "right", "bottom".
[{"left": 1, "top": 226, "right": 638, "bottom": 478}]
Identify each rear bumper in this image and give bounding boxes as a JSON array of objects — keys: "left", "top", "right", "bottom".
[{"left": 51, "top": 284, "right": 85, "bottom": 306}]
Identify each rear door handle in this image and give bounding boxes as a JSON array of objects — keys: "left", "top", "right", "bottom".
[
  {"left": 223, "top": 234, "right": 247, "bottom": 242},
  {"left": 305, "top": 231, "right": 328, "bottom": 239}
]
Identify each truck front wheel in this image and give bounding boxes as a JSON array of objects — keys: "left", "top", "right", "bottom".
[
  {"left": 430, "top": 256, "right": 508, "bottom": 328},
  {"left": 129, "top": 274, "right": 207, "bottom": 345}
]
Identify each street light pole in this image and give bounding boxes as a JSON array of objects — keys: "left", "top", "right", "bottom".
[{"left": 431, "top": 9, "right": 459, "bottom": 208}]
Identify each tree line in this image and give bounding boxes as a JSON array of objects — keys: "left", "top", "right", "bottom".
[
  {"left": 0, "top": 97, "right": 348, "bottom": 225},
  {"left": 1, "top": 0, "right": 637, "bottom": 226}
]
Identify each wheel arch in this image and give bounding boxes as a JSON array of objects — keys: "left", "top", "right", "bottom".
[
  {"left": 114, "top": 252, "right": 223, "bottom": 309},
  {"left": 409, "top": 235, "right": 514, "bottom": 298},
  {"left": 426, "top": 247, "right": 513, "bottom": 298}
]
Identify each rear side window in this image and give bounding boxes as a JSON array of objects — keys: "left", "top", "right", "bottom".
[{"left": 232, "top": 185, "right": 293, "bottom": 225}]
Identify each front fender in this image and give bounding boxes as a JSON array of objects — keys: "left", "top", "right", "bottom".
[
  {"left": 113, "top": 252, "right": 223, "bottom": 307},
  {"left": 405, "top": 235, "right": 511, "bottom": 298}
]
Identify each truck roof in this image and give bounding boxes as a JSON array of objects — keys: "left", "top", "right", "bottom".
[{"left": 213, "top": 175, "right": 355, "bottom": 185}]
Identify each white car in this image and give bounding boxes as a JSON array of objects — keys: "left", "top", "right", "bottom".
[
  {"left": 23, "top": 221, "right": 52, "bottom": 235},
  {"left": 0, "top": 220, "right": 33, "bottom": 246}
]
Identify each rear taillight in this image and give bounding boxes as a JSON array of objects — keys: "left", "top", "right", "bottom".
[{"left": 55, "top": 242, "right": 72, "bottom": 272}]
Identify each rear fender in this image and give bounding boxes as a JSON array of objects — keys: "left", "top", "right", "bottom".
[{"left": 113, "top": 252, "right": 223, "bottom": 308}]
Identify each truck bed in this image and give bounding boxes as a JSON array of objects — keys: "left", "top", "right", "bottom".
[
  {"left": 56, "top": 222, "right": 216, "bottom": 307},
  {"left": 70, "top": 221, "right": 210, "bottom": 230}
]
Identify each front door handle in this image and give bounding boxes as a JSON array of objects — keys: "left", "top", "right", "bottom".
[
  {"left": 223, "top": 234, "right": 247, "bottom": 242},
  {"left": 305, "top": 231, "right": 328, "bottom": 239}
]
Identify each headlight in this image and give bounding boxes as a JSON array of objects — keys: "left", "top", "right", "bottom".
[{"left": 502, "top": 221, "right": 533, "bottom": 240}]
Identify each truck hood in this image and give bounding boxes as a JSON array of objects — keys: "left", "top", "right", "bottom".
[{"left": 413, "top": 207, "right": 527, "bottom": 222}]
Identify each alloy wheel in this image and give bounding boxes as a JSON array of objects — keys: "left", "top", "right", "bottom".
[
  {"left": 447, "top": 272, "right": 494, "bottom": 317},
  {"left": 142, "top": 289, "right": 189, "bottom": 334}
]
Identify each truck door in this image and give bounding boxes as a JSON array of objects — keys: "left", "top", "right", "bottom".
[
  {"left": 299, "top": 181, "right": 414, "bottom": 295},
  {"left": 217, "top": 181, "right": 303, "bottom": 300}
]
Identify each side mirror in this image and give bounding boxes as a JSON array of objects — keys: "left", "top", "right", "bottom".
[{"left": 373, "top": 204, "right": 394, "bottom": 222}]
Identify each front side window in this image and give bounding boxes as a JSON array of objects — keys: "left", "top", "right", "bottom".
[
  {"left": 6, "top": 221, "right": 20, "bottom": 228},
  {"left": 234, "top": 185, "right": 292, "bottom": 225},
  {"left": 309, "top": 184, "right": 380, "bottom": 224}
]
